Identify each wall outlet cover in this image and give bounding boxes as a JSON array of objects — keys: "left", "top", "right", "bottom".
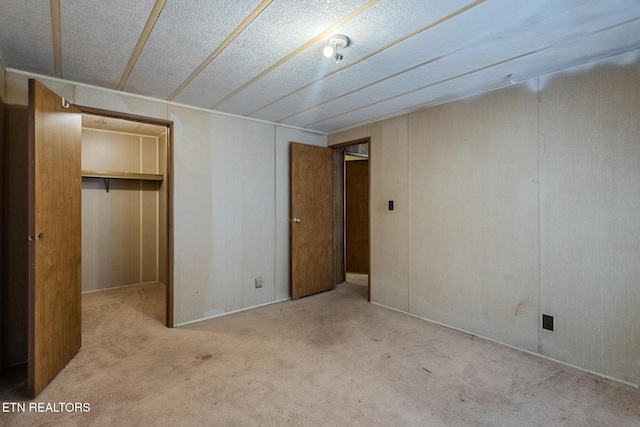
[{"left": 542, "top": 314, "right": 554, "bottom": 331}]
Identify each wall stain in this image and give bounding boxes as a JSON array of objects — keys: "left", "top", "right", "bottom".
[{"left": 515, "top": 299, "right": 533, "bottom": 316}]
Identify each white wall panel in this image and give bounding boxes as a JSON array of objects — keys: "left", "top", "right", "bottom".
[
  {"left": 170, "top": 104, "right": 282, "bottom": 324},
  {"left": 208, "top": 115, "right": 275, "bottom": 314},
  {"left": 408, "top": 85, "right": 540, "bottom": 352},
  {"left": 169, "top": 105, "right": 216, "bottom": 325},
  {"left": 539, "top": 63, "right": 640, "bottom": 384},
  {"left": 369, "top": 115, "right": 409, "bottom": 311}
]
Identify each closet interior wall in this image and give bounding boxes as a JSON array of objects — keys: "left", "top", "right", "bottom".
[{"left": 81, "top": 126, "right": 167, "bottom": 292}]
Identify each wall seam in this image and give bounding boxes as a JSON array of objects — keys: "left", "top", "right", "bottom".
[
  {"left": 273, "top": 126, "right": 277, "bottom": 303},
  {"left": 536, "top": 77, "right": 542, "bottom": 355},
  {"left": 139, "top": 136, "right": 144, "bottom": 286},
  {"left": 406, "top": 117, "right": 411, "bottom": 314},
  {"left": 155, "top": 135, "right": 160, "bottom": 282}
]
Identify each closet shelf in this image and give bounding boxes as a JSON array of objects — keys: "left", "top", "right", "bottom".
[
  {"left": 81, "top": 170, "right": 163, "bottom": 181},
  {"left": 81, "top": 170, "right": 163, "bottom": 193}
]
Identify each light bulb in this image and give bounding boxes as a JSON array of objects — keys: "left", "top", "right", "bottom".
[{"left": 323, "top": 45, "right": 334, "bottom": 58}]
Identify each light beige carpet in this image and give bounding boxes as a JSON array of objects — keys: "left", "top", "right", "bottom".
[{"left": 1, "top": 282, "right": 638, "bottom": 426}]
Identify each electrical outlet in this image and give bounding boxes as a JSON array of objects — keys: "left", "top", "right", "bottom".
[
  {"left": 542, "top": 314, "right": 554, "bottom": 331},
  {"left": 255, "top": 277, "right": 263, "bottom": 289}
]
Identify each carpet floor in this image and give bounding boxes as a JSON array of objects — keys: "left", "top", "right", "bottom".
[{"left": 1, "top": 281, "right": 638, "bottom": 426}]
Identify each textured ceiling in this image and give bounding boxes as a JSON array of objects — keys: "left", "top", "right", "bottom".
[{"left": 1, "top": 0, "right": 639, "bottom": 133}]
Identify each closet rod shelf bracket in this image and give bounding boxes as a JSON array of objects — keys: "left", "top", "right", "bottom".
[{"left": 81, "top": 170, "right": 164, "bottom": 193}]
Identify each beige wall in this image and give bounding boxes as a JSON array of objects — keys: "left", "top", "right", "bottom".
[
  {"left": 538, "top": 64, "right": 640, "bottom": 382},
  {"left": 81, "top": 128, "right": 166, "bottom": 292},
  {"left": 369, "top": 116, "right": 409, "bottom": 311},
  {"left": 330, "top": 55, "right": 640, "bottom": 386}
]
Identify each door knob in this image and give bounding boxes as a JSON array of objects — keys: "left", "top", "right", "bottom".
[{"left": 292, "top": 218, "right": 301, "bottom": 223}]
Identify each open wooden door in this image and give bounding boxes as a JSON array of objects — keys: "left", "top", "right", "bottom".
[
  {"left": 28, "top": 79, "right": 82, "bottom": 397},
  {"left": 290, "top": 142, "right": 333, "bottom": 299},
  {"left": 345, "top": 159, "right": 369, "bottom": 274}
]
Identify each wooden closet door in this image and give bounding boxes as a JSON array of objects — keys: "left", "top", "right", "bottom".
[
  {"left": 290, "top": 142, "right": 333, "bottom": 299},
  {"left": 28, "top": 79, "right": 82, "bottom": 397}
]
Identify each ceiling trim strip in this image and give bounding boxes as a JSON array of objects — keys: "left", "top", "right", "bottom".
[
  {"left": 208, "top": 0, "right": 382, "bottom": 110},
  {"left": 257, "top": 0, "right": 486, "bottom": 121},
  {"left": 167, "top": 0, "right": 275, "bottom": 101},
  {"left": 117, "top": 0, "right": 167, "bottom": 91},
  {"left": 50, "top": 0, "right": 62, "bottom": 77}
]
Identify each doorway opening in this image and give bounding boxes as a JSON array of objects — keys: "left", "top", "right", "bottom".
[
  {"left": 78, "top": 109, "right": 174, "bottom": 328},
  {"left": 332, "top": 139, "right": 370, "bottom": 301}
]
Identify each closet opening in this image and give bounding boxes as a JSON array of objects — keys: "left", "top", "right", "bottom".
[{"left": 79, "top": 111, "right": 173, "bottom": 327}]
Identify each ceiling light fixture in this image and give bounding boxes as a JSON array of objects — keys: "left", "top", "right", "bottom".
[{"left": 323, "top": 35, "right": 349, "bottom": 64}]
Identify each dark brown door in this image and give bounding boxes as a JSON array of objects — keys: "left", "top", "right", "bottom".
[
  {"left": 290, "top": 142, "right": 333, "bottom": 299},
  {"left": 28, "top": 79, "right": 82, "bottom": 397},
  {"left": 345, "top": 159, "right": 369, "bottom": 273}
]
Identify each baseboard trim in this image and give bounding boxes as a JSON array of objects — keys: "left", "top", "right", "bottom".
[
  {"left": 174, "top": 298, "right": 290, "bottom": 327},
  {"left": 81, "top": 281, "right": 164, "bottom": 294}
]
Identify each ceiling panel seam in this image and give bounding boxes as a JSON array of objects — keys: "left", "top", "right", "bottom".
[
  {"left": 278, "top": 55, "right": 445, "bottom": 123},
  {"left": 208, "top": 0, "right": 383, "bottom": 111},
  {"left": 279, "top": 0, "right": 586, "bottom": 123},
  {"left": 303, "top": 47, "right": 550, "bottom": 128},
  {"left": 327, "top": 45, "right": 640, "bottom": 135},
  {"left": 273, "top": 0, "right": 600, "bottom": 123},
  {"left": 297, "top": 7, "right": 640, "bottom": 127},
  {"left": 167, "top": 0, "right": 274, "bottom": 101},
  {"left": 586, "top": 15, "right": 640, "bottom": 38},
  {"left": 247, "top": 0, "right": 486, "bottom": 118},
  {"left": 50, "top": 0, "right": 62, "bottom": 77},
  {"left": 117, "top": 0, "right": 167, "bottom": 91}
]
